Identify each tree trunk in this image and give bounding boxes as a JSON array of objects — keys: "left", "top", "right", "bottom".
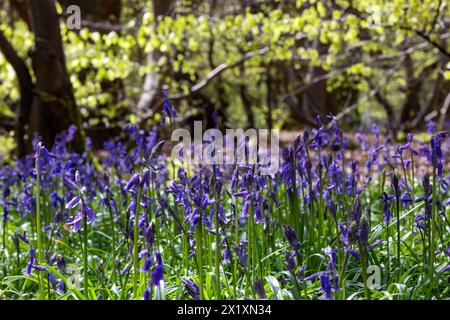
[
  {"left": 0, "top": 30, "right": 33, "bottom": 158},
  {"left": 137, "top": 0, "right": 174, "bottom": 117},
  {"left": 28, "top": 0, "right": 84, "bottom": 152}
]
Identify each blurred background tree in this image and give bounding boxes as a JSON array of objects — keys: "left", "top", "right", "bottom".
[{"left": 0, "top": 0, "right": 449, "bottom": 156}]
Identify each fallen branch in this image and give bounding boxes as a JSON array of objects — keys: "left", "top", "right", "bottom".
[
  {"left": 139, "top": 46, "right": 270, "bottom": 124},
  {"left": 170, "top": 46, "right": 269, "bottom": 101},
  {"left": 438, "top": 92, "right": 450, "bottom": 128}
]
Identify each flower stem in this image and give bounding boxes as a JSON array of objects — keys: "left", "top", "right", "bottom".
[
  {"left": 35, "top": 156, "right": 45, "bottom": 299},
  {"left": 359, "top": 244, "right": 371, "bottom": 300},
  {"left": 428, "top": 149, "right": 438, "bottom": 295},
  {"left": 107, "top": 197, "right": 116, "bottom": 285},
  {"left": 214, "top": 200, "right": 221, "bottom": 299},
  {"left": 395, "top": 192, "right": 401, "bottom": 273},
  {"left": 195, "top": 220, "right": 205, "bottom": 299},
  {"left": 133, "top": 186, "right": 142, "bottom": 299},
  {"left": 83, "top": 204, "right": 89, "bottom": 298}
]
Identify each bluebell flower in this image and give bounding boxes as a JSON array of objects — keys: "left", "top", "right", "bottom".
[
  {"left": 34, "top": 142, "right": 54, "bottom": 172},
  {"left": 124, "top": 173, "right": 140, "bottom": 192},
  {"left": 144, "top": 288, "right": 151, "bottom": 300},
  {"left": 17, "top": 231, "right": 30, "bottom": 245},
  {"left": 358, "top": 215, "right": 370, "bottom": 247},
  {"left": 304, "top": 271, "right": 321, "bottom": 282},
  {"left": 234, "top": 190, "right": 249, "bottom": 197},
  {"left": 285, "top": 250, "right": 296, "bottom": 274},
  {"left": 284, "top": 225, "right": 300, "bottom": 251},
  {"left": 414, "top": 213, "right": 427, "bottom": 231},
  {"left": 426, "top": 120, "right": 436, "bottom": 134},
  {"left": 368, "top": 239, "right": 384, "bottom": 251},
  {"left": 297, "top": 265, "right": 306, "bottom": 280},
  {"left": 444, "top": 246, "right": 450, "bottom": 258},
  {"left": 400, "top": 192, "right": 413, "bottom": 207},
  {"left": 59, "top": 280, "right": 65, "bottom": 293},
  {"left": 65, "top": 196, "right": 81, "bottom": 210},
  {"left": 182, "top": 278, "right": 200, "bottom": 300},
  {"left": 152, "top": 253, "right": 164, "bottom": 286},
  {"left": 57, "top": 256, "right": 66, "bottom": 273},
  {"left": 161, "top": 89, "right": 177, "bottom": 125},
  {"left": 141, "top": 257, "right": 152, "bottom": 273},
  {"left": 26, "top": 247, "right": 35, "bottom": 276},
  {"left": 320, "top": 273, "right": 333, "bottom": 300},
  {"left": 351, "top": 197, "right": 362, "bottom": 224},
  {"left": 120, "top": 262, "right": 131, "bottom": 276},
  {"left": 236, "top": 241, "right": 248, "bottom": 267},
  {"left": 224, "top": 246, "right": 231, "bottom": 264},
  {"left": 349, "top": 248, "right": 361, "bottom": 260},
  {"left": 241, "top": 197, "right": 250, "bottom": 219},
  {"left": 253, "top": 278, "right": 267, "bottom": 299},
  {"left": 49, "top": 273, "right": 57, "bottom": 292}
]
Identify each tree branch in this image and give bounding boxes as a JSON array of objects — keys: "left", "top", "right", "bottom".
[
  {"left": 411, "top": 28, "right": 450, "bottom": 59},
  {"left": 0, "top": 29, "right": 34, "bottom": 157},
  {"left": 170, "top": 46, "right": 269, "bottom": 101},
  {"left": 138, "top": 46, "right": 270, "bottom": 125},
  {"left": 10, "top": 0, "right": 32, "bottom": 29}
]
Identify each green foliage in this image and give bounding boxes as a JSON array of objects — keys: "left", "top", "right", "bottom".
[{"left": 0, "top": 0, "right": 448, "bottom": 130}]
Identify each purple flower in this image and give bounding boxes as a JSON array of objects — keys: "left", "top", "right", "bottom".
[
  {"left": 65, "top": 196, "right": 81, "bottom": 210},
  {"left": 444, "top": 246, "right": 450, "bottom": 258},
  {"left": 283, "top": 225, "right": 300, "bottom": 251},
  {"left": 120, "top": 262, "right": 131, "bottom": 276},
  {"left": 358, "top": 215, "right": 370, "bottom": 247},
  {"left": 151, "top": 253, "right": 164, "bottom": 286},
  {"left": 224, "top": 247, "right": 231, "bottom": 264},
  {"left": 140, "top": 168, "right": 150, "bottom": 187},
  {"left": 236, "top": 242, "right": 248, "bottom": 267},
  {"left": 161, "top": 89, "right": 177, "bottom": 125},
  {"left": 49, "top": 273, "right": 57, "bottom": 292},
  {"left": 379, "top": 192, "right": 393, "bottom": 223},
  {"left": 17, "top": 231, "right": 30, "bottom": 245},
  {"left": 407, "top": 133, "right": 413, "bottom": 143},
  {"left": 26, "top": 247, "right": 35, "bottom": 276},
  {"left": 124, "top": 173, "right": 140, "bottom": 192},
  {"left": 338, "top": 223, "right": 350, "bottom": 247},
  {"left": 320, "top": 273, "right": 333, "bottom": 300},
  {"left": 57, "top": 256, "right": 66, "bottom": 273},
  {"left": 141, "top": 257, "right": 152, "bottom": 273},
  {"left": 304, "top": 272, "right": 321, "bottom": 282},
  {"left": 85, "top": 206, "right": 96, "bottom": 222},
  {"left": 182, "top": 278, "right": 200, "bottom": 300},
  {"left": 349, "top": 248, "right": 361, "bottom": 260},
  {"left": 234, "top": 190, "right": 249, "bottom": 198},
  {"left": 368, "top": 239, "right": 384, "bottom": 251},
  {"left": 64, "top": 176, "right": 78, "bottom": 191},
  {"left": 415, "top": 213, "right": 427, "bottom": 231},
  {"left": 34, "top": 142, "right": 54, "bottom": 172},
  {"left": 144, "top": 288, "right": 151, "bottom": 300},
  {"left": 253, "top": 278, "right": 267, "bottom": 299},
  {"left": 351, "top": 198, "right": 362, "bottom": 224},
  {"left": 285, "top": 250, "right": 296, "bottom": 274},
  {"left": 241, "top": 197, "right": 250, "bottom": 219},
  {"left": 59, "top": 280, "right": 65, "bottom": 293},
  {"left": 327, "top": 200, "right": 337, "bottom": 219},
  {"left": 297, "top": 265, "right": 306, "bottom": 280}
]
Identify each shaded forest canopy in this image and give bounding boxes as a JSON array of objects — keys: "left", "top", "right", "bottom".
[{"left": 0, "top": 0, "right": 449, "bottom": 157}]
